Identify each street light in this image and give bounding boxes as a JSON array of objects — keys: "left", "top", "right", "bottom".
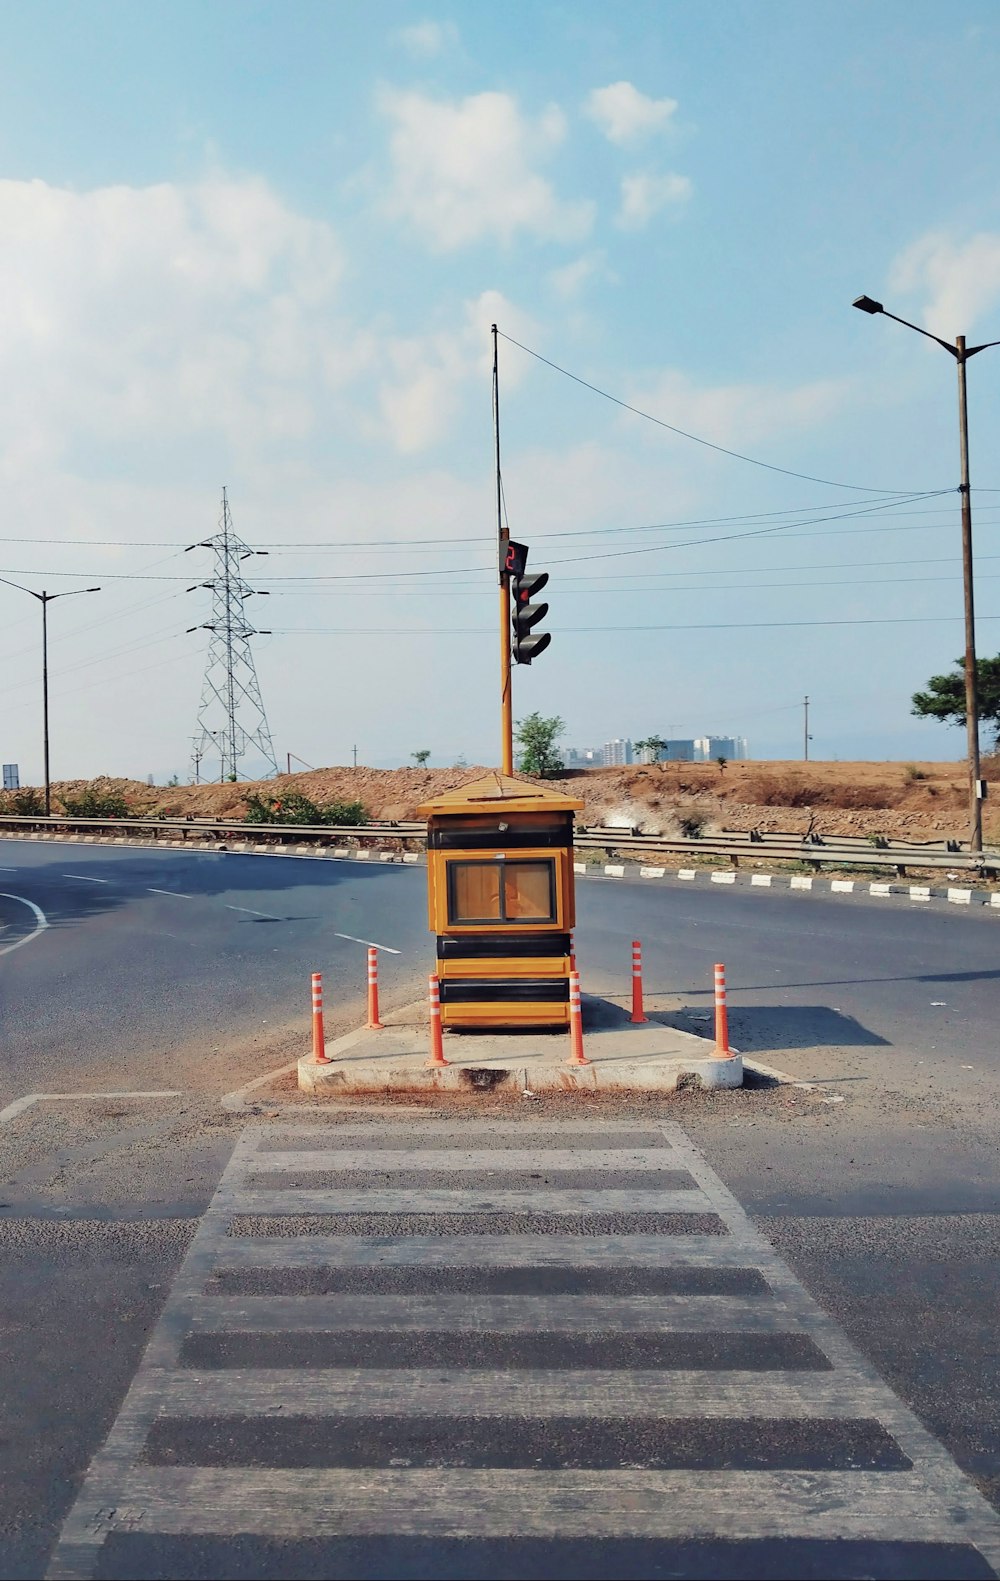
[
  {"left": 853, "top": 294, "right": 1000, "bottom": 854},
  {"left": 0, "top": 579, "right": 101, "bottom": 816}
]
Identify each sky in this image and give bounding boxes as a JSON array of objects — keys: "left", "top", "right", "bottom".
[{"left": 3, "top": 0, "right": 1000, "bottom": 782}]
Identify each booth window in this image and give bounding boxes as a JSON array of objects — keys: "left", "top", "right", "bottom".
[{"left": 448, "top": 859, "right": 556, "bottom": 925}]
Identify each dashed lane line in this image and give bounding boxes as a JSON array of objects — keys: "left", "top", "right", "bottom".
[
  {"left": 333, "top": 930, "right": 401, "bottom": 954},
  {"left": 224, "top": 905, "right": 281, "bottom": 919},
  {"left": 148, "top": 889, "right": 193, "bottom": 899},
  {"left": 62, "top": 873, "right": 109, "bottom": 884}
]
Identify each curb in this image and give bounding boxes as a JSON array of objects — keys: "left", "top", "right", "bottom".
[
  {"left": 295, "top": 997, "right": 742, "bottom": 1097},
  {"left": 0, "top": 830, "right": 423, "bottom": 865},
  {"left": 575, "top": 860, "right": 999, "bottom": 911}
]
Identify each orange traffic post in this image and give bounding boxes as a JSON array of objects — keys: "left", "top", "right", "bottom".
[
  {"left": 630, "top": 938, "right": 647, "bottom": 1024},
  {"left": 566, "top": 969, "right": 589, "bottom": 1065},
  {"left": 311, "top": 971, "right": 330, "bottom": 1064},
  {"left": 367, "top": 945, "right": 385, "bottom": 1029},
  {"left": 714, "top": 962, "right": 731, "bottom": 1057},
  {"left": 427, "top": 973, "right": 448, "bottom": 1067}
]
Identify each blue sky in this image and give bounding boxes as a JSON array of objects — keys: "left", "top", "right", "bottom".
[{"left": 3, "top": 0, "right": 1000, "bottom": 780}]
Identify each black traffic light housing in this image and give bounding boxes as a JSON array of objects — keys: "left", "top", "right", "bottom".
[{"left": 507, "top": 540, "right": 551, "bottom": 664}]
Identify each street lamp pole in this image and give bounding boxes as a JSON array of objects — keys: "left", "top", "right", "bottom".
[
  {"left": 853, "top": 296, "right": 1000, "bottom": 854},
  {"left": 0, "top": 579, "right": 101, "bottom": 816}
]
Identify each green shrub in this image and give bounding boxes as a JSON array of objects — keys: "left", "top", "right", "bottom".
[
  {"left": 243, "top": 792, "right": 366, "bottom": 827},
  {"left": 678, "top": 813, "right": 706, "bottom": 838},
  {"left": 904, "top": 764, "right": 927, "bottom": 782},
  {"left": 7, "top": 787, "right": 44, "bottom": 816},
  {"left": 61, "top": 785, "right": 130, "bottom": 818}
]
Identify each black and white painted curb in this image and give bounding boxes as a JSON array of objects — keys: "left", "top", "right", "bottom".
[
  {"left": 6, "top": 830, "right": 997, "bottom": 911},
  {"left": 576, "top": 859, "right": 1000, "bottom": 912},
  {"left": 0, "top": 830, "right": 421, "bottom": 865}
]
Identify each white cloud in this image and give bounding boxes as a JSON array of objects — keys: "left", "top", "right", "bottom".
[
  {"left": 548, "top": 253, "right": 603, "bottom": 299},
  {"left": 392, "top": 20, "right": 458, "bottom": 58},
  {"left": 586, "top": 81, "right": 678, "bottom": 146},
  {"left": 889, "top": 230, "right": 1000, "bottom": 337},
  {"left": 376, "top": 289, "right": 538, "bottom": 452},
  {"left": 624, "top": 368, "right": 848, "bottom": 450},
  {"left": 376, "top": 87, "right": 594, "bottom": 249},
  {"left": 617, "top": 171, "right": 691, "bottom": 230},
  {"left": 0, "top": 174, "right": 347, "bottom": 471}
]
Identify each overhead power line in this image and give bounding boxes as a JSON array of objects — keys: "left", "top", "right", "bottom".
[{"left": 495, "top": 328, "right": 940, "bottom": 494}]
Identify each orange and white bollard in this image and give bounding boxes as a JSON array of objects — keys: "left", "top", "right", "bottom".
[
  {"left": 427, "top": 973, "right": 448, "bottom": 1067},
  {"left": 367, "top": 945, "right": 384, "bottom": 1029},
  {"left": 630, "top": 938, "right": 647, "bottom": 1024},
  {"left": 566, "top": 969, "right": 589, "bottom": 1065},
  {"left": 714, "top": 962, "right": 731, "bottom": 1057},
  {"left": 311, "top": 971, "right": 330, "bottom": 1064}
]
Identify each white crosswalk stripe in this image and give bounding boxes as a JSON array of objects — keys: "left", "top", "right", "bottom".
[{"left": 48, "top": 1119, "right": 1000, "bottom": 1580}]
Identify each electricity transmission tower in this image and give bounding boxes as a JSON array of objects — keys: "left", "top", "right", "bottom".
[{"left": 187, "top": 489, "right": 278, "bottom": 783}]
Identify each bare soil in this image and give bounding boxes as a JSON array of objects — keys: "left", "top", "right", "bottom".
[{"left": 29, "top": 756, "right": 1000, "bottom": 844}]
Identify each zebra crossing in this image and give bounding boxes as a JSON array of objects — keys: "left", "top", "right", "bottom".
[{"left": 49, "top": 1119, "right": 1000, "bottom": 1579}]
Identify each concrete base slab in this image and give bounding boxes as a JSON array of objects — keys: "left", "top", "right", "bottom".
[{"left": 298, "top": 993, "right": 742, "bottom": 1096}]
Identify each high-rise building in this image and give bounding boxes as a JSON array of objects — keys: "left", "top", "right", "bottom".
[
  {"left": 602, "top": 738, "right": 634, "bottom": 766},
  {"left": 694, "top": 736, "right": 748, "bottom": 761}
]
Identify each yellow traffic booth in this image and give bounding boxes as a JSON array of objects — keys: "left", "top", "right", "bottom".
[{"left": 417, "top": 772, "right": 584, "bottom": 1029}]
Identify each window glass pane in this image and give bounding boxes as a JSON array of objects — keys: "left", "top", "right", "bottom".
[
  {"left": 450, "top": 862, "right": 502, "bottom": 922},
  {"left": 504, "top": 860, "right": 554, "bottom": 920}
]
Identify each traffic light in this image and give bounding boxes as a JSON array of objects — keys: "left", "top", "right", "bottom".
[{"left": 508, "top": 541, "right": 551, "bottom": 664}]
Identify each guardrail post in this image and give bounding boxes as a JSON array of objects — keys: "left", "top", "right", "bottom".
[
  {"left": 311, "top": 972, "right": 330, "bottom": 1064},
  {"left": 367, "top": 945, "right": 385, "bottom": 1029},
  {"left": 427, "top": 974, "right": 448, "bottom": 1067},
  {"left": 714, "top": 963, "right": 731, "bottom": 1058},
  {"left": 566, "top": 970, "right": 589, "bottom": 1065},
  {"left": 630, "top": 939, "right": 647, "bottom": 1024}
]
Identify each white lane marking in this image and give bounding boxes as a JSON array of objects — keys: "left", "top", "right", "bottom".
[
  {"left": 334, "top": 931, "right": 401, "bottom": 955},
  {"left": 0, "top": 867, "right": 17, "bottom": 871},
  {"left": 148, "top": 889, "right": 193, "bottom": 899},
  {"left": 0, "top": 893, "right": 49, "bottom": 958},
  {"left": 0, "top": 1090, "right": 182, "bottom": 1125},
  {"left": 225, "top": 904, "right": 280, "bottom": 919},
  {"left": 63, "top": 873, "right": 109, "bottom": 884}
]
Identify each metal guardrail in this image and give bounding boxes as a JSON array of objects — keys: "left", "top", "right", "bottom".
[{"left": 0, "top": 812, "right": 996, "bottom": 874}]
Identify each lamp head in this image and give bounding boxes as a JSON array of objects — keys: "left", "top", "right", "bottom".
[{"left": 853, "top": 295, "right": 884, "bottom": 315}]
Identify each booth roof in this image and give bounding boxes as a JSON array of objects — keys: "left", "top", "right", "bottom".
[{"left": 416, "top": 771, "right": 584, "bottom": 818}]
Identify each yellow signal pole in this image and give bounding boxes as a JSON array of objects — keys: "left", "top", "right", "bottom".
[{"left": 494, "top": 324, "right": 514, "bottom": 775}]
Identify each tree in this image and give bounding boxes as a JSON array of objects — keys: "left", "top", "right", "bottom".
[
  {"left": 411, "top": 750, "right": 431, "bottom": 767},
  {"left": 634, "top": 736, "right": 665, "bottom": 764},
  {"left": 515, "top": 712, "right": 565, "bottom": 777},
  {"left": 912, "top": 655, "right": 1000, "bottom": 746},
  {"left": 716, "top": 755, "right": 728, "bottom": 774}
]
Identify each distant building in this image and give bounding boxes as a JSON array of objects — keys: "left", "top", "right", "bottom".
[
  {"left": 661, "top": 739, "right": 697, "bottom": 762},
  {"left": 564, "top": 746, "right": 601, "bottom": 769},
  {"left": 695, "top": 736, "right": 748, "bottom": 762},
  {"left": 602, "top": 738, "right": 633, "bottom": 766}
]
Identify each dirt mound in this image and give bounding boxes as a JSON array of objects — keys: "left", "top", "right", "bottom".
[{"left": 18, "top": 755, "right": 998, "bottom": 844}]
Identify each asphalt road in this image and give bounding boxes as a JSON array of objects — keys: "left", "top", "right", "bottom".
[{"left": 1, "top": 839, "right": 999, "bottom": 1578}]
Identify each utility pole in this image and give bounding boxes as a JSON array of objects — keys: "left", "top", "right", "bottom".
[
  {"left": 187, "top": 489, "right": 278, "bottom": 785},
  {"left": 804, "top": 696, "right": 810, "bottom": 762},
  {"left": 494, "top": 324, "right": 513, "bottom": 776},
  {"left": 853, "top": 296, "right": 1000, "bottom": 853},
  {"left": 956, "top": 336, "right": 983, "bottom": 852},
  {"left": 0, "top": 577, "right": 100, "bottom": 816},
  {"left": 352, "top": 744, "right": 358, "bottom": 769},
  {"left": 191, "top": 740, "right": 204, "bottom": 784}
]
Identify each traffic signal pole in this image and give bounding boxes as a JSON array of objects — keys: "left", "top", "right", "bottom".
[
  {"left": 500, "top": 578, "right": 513, "bottom": 775},
  {"left": 494, "top": 324, "right": 514, "bottom": 775}
]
